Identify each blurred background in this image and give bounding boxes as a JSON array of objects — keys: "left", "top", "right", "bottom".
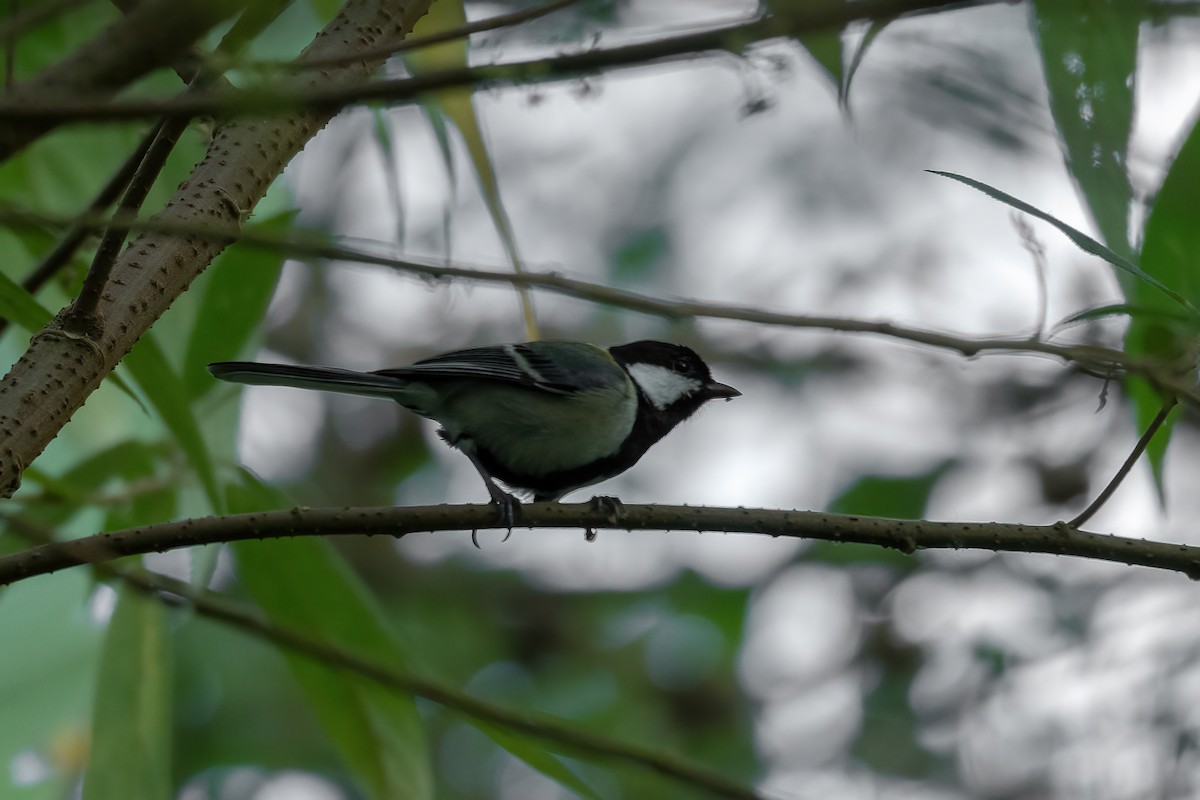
[{"left": 5, "top": 0, "right": 1200, "bottom": 798}]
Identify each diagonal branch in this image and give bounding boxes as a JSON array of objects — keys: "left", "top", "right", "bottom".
[{"left": 5, "top": 503, "right": 1200, "bottom": 587}]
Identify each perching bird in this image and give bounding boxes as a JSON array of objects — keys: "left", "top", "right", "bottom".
[{"left": 209, "top": 340, "right": 739, "bottom": 524}]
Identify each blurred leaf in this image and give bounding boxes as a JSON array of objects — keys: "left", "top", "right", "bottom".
[
  {"left": 1135, "top": 110, "right": 1200, "bottom": 314},
  {"left": 123, "top": 332, "right": 223, "bottom": 513},
  {"left": 1053, "top": 302, "right": 1191, "bottom": 329},
  {"left": 1031, "top": 0, "right": 1139, "bottom": 262},
  {"left": 828, "top": 464, "right": 950, "bottom": 520},
  {"left": 0, "top": 572, "right": 103, "bottom": 795},
  {"left": 812, "top": 465, "right": 951, "bottom": 566},
  {"left": 371, "top": 109, "right": 407, "bottom": 243},
  {"left": 408, "top": 0, "right": 536, "bottom": 338},
  {"left": 1123, "top": 110, "right": 1200, "bottom": 497},
  {"left": 843, "top": 19, "right": 890, "bottom": 107},
  {"left": 852, "top": 636, "right": 941, "bottom": 777},
  {"left": 795, "top": 28, "right": 842, "bottom": 94},
  {"left": 612, "top": 229, "right": 669, "bottom": 283},
  {"left": 930, "top": 170, "right": 1194, "bottom": 313},
  {"left": 19, "top": 442, "right": 169, "bottom": 536},
  {"left": 478, "top": 722, "right": 604, "bottom": 800},
  {"left": 228, "top": 474, "right": 433, "bottom": 800},
  {"left": 82, "top": 587, "right": 171, "bottom": 800},
  {"left": 307, "top": 0, "right": 343, "bottom": 22},
  {"left": 183, "top": 211, "right": 294, "bottom": 399},
  {"left": 0, "top": 265, "right": 52, "bottom": 332}
]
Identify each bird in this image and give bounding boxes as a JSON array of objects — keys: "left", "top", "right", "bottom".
[{"left": 208, "top": 340, "right": 740, "bottom": 526}]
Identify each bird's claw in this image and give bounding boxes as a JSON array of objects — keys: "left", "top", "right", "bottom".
[
  {"left": 584, "top": 495, "right": 624, "bottom": 541},
  {"left": 472, "top": 491, "right": 521, "bottom": 548},
  {"left": 589, "top": 495, "right": 624, "bottom": 521}
]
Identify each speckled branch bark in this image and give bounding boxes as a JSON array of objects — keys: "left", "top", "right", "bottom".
[
  {"left": 0, "top": 0, "right": 432, "bottom": 496},
  {"left": 4, "top": 504, "right": 1200, "bottom": 588}
]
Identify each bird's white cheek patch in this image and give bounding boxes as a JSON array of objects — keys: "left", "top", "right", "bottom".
[{"left": 626, "top": 363, "right": 701, "bottom": 410}]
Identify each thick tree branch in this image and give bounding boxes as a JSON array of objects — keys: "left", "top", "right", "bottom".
[
  {"left": 4, "top": 503, "right": 1200, "bottom": 587},
  {"left": 0, "top": 0, "right": 435, "bottom": 498}
]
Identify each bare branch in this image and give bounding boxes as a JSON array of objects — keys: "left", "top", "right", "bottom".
[
  {"left": 0, "top": 0, "right": 1006, "bottom": 125},
  {"left": 4, "top": 503, "right": 1200, "bottom": 587}
]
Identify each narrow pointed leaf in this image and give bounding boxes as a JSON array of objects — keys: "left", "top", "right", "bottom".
[
  {"left": 1031, "top": 0, "right": 1139, "bottom": 262},
  {"left": 183, "top": 211, "right": 294, "bottom": 399},
  {"left": 1124, "top": 110, "right": 1200, "bottom": 496},
  {"left": 228, "top": 474, "right": 432, "bottom": 800},
  {"left": 82, "top": 587, "right": 171, "bottom": 800},
  {"left": 478, "top": 721, "right": 604, "bottom": 800},
  {"left": 123, "top": 332, "right": 223, "bottom": 512},
  {"left": 930, "top": 170, "right": 1194, "bottom": 313}
]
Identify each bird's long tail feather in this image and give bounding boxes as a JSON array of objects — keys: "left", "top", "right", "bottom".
[{"left": 207, "top": 362, "right": 407, "bottom": 398}]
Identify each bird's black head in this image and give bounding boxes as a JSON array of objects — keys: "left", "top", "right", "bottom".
[{"left": 609, "top": 341, "right": 740, "bottom": 419}]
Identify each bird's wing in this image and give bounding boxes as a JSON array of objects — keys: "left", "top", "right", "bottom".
[{"left": 374, "top": 342, "right": 617, "bottom": 395}]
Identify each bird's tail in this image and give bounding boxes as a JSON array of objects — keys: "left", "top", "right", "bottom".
[{"left": 207, "top": 362, "right": 409, "bottom": 398}]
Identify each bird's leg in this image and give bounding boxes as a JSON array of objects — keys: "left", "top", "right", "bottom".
[{"left": 462, "top": 449, "right": 521, "bottom": 536}]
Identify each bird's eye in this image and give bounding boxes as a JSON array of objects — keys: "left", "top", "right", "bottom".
[{"left": 674, "top": 357, "right": 691, "bottom": 372}]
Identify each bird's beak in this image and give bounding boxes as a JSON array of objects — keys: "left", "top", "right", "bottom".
[{"left": 704, "top": 381, "right": 741, "bottom": 401}]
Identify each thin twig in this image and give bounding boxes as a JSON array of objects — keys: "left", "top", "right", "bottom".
[
  {"left": 0, "top": 0, "right": 1004, "bottom": 124},
  {"left": 64, "top": 123, "right": 182, "bottom": 333},
  {"left": 1068, "top": 397, "right": 1178, "bottom": 528},
  {"left": 226, "top": 0, "right": 582, "bottom": 73},
  {"left": 3, "top": 203, "right": 1192, "bottom": 402}
]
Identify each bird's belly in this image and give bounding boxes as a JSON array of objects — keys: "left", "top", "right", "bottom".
[{"left": 443, "top": 385, "right": 635, "bottom": 477}]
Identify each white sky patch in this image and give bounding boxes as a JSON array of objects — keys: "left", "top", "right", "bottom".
[{"left": 625, "top": 363, "right": 701, "bottom": 410}]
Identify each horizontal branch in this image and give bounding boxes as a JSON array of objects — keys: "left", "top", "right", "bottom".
[
  {"left": 8, "top": 205, "right": 1195, "bottom": 405},
  {"left": 4, "top": 503, "right": 1200, "bottom": 587},
  {"left": 0, "top": 0, "right": 1001, "bottom": 124}
]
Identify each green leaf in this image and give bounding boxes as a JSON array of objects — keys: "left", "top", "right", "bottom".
[
  {"left": 183, "top": 212, "right": 293, "bottom": 399},
  {"left": 228, "top": 474, "right": 433, "bottom": 800},
  {"left": 123, "top": 332, "right": 222, "bottom": 513},
  {"left": 1135, "top": 111, "right": 1200, "bottom": 315},
  {"left": 929, "top": 170, "right": 1195, "bottom": 313},
  {"left": 478, "top": 722, "right": 604, "bottom": 800},
  {"left": 0, "top": 571, "right": 102, "bottom": 792},
  {"left": 408, "top": 0, "right": 536, "bottom": 337},
  {"left": 82, "top": 587, "right": 171, "bottom": 800},
  {"left": 1031, "top": 0, "right": 1139, "bottom": 262},
  {"left": 828, "top": 465, "right": 951, "bottom": 520},
  {"left": 794, "top": 28, "right": 842, "bottom": 95},
  {"left": 1122, "top": 111, "right": 1200, "bottom": 497},
  {"left": 1053, "top": 303, "right": 1190, "bottom": 330},
  {"left": 0, "top": 265, "right": 52, "bottom": 331},
  {"left": 843, "top": 19, "right": 891, "bottom": 107},
  {"left": 812, "top": 464, "right": 951, "bottom": 565}
]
